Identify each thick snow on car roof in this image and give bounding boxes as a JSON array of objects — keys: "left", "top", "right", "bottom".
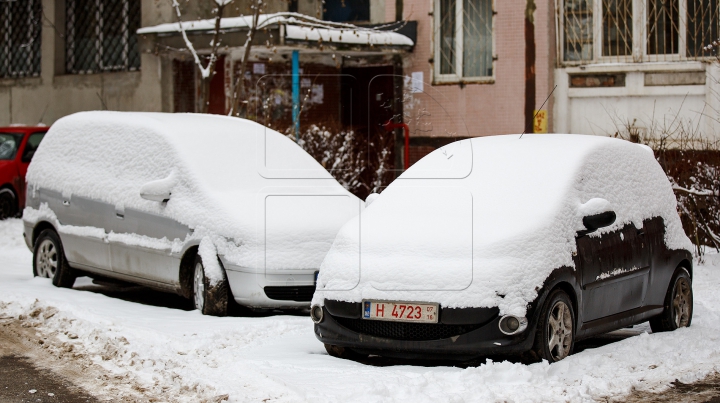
[
  {"left": 314, "top": 134, "right": 693, "bottom": 315},
  {"left": 28, "top": 111, "right": 334, "bottom": 197}
]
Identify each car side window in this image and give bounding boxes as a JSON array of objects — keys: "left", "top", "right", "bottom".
[
  {"left": 0, "top": 133, "right": 22, "bottom": 160},
  {"left": 21, "top": 132, "right": 46, "bottom": 163}
]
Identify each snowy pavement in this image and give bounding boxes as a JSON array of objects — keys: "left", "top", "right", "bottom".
[{"left": 1, "top": 218, "right": 719, "bottom": 403}]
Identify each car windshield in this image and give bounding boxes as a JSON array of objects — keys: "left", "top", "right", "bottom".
[{"left": 0, "top": 133, "right": 23, "bottom": 160}]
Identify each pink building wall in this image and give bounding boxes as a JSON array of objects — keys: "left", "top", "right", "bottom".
[{"left": 389, "top": 0, "right": 555, "bottom": 138}]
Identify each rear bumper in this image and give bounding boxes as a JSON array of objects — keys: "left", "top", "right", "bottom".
[{"left": 314, "top": 306, "right": 536, "bottom": 359}]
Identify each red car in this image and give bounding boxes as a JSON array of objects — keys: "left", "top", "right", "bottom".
[{"left": 0, "top": 126, "right": 47, "bottom": 219}]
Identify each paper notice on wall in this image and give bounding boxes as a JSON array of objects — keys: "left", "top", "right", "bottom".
[
  {"left": 301, "top": 78, "right": 312, "bottom": 88},
  {"left": 253, "top": 63, "right": 266, "bottom": 74},
  {"left": 310, "top": 84, "right": 324, "bottom": 104},
  {"left": 533, "top": 110, "right": 548, "bottom": 133},
  {"left": 411, "top": 71, "right": 424, "bottom": 93}
]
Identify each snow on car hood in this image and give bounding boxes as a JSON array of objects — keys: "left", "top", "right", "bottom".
[
  {"left": 313, "top": 134, "right": 693, "bottom": 316},
  {"left": 25, "top": 111, "right": 359, "bottom": 271}
]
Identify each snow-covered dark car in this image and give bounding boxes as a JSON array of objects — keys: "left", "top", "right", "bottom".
[
  {"left": 23, "top": 112, "right": 361, "bottom": 316},
  {"left": 311, "top": 134, "right": 694, "bottom": 362}
]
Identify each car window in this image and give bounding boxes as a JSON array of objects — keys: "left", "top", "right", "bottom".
[
  {"left": 0, "top": 133, "right": 23, "bottom": 160},
  {"left": 21, "top": 132, "right": 46, "bottom": 163}
]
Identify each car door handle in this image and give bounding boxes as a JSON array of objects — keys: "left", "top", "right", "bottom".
[
  {"left": 62, "top": 200, "right": 70, "bottom": 206},
  {"left": 115, "top": 213, "right": 124, "bottom": 219},
  {"left": 637, "top": 229, "right": 645, "bottom": 236}
]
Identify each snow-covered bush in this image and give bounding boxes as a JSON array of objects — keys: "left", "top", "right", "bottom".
[
  {"left": 610, "top": 118, "right": 720, "bottom": 257},
  {"left": 287, "top": 124, "right": 394, "bottom": 200}
]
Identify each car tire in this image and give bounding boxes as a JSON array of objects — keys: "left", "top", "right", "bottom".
[
  {"left": 0, "top": 189, "right": 17, "bottom": 220},
  {"left": 33, "top": 229, "right": 76, "bottom": 288},
  {"left": 324, "top": 344, "right": 367, "bottom": 361},
  {"left": 531, "top": 289, "right": 575, "bottom": 363},
  {"left": 650, "top": 267, "right": 693, "bottom": 333},
  {"left": 192, "top": 254, "right": 229, "bottom": 317}
]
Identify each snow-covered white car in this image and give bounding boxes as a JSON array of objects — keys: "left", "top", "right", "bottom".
[
  {"left": 311, "top": 134, "right": 694, "bottom": 362},
  {"left": 23, "top": 112, "right": 361, "bottom": 316}
]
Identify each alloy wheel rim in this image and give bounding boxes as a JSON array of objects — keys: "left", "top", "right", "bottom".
[
  {"left": 672, "top": 277, "right": 691, "bottom": 328},
  {"left": 194, "top": 262, "right": 205, "bottom": 311},
  {"left": 36, "top": 239, "right": 58, "bottom": 278},
  {"left": 547, "top": 300, "right": 573, "bottom": 361}
]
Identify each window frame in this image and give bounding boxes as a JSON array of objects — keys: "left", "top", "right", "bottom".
[
  {"left": 558, "top": 0, "right": 715, "bottom": 65},
  {"left": 432, "top": 0, "right": 496, "bottom": 84},
  {"left": 65, "top": 0, "right": 139, "bottom": 74}
]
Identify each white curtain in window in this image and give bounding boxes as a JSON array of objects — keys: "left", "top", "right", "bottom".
[{"left": 462, "top": 0, "right": 492, "bottom": 77}]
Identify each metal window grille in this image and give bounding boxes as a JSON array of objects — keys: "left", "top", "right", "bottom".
[
  {"left": 602, "top": 0, "right": 633, "bottom": 57},
  {"left": 561, "top": 0, "right": 720, "bottom": 63},
  {"left": 648, "top": 0, "right": 680, "bottom": 55},
  {"left": 687, "top": 0, "right": 718, "bottom": 57},
  {"left": 66, "top": 0, "right": 140, "bottom": 74},
  {"left": 439, "top": 0, "right": 456, "bottom": 74},
  {"left": 563, "top": 0, "right": 594, "bottom": 61},
  {"left": 436, "top": 0, "right": 493, "bottom": 80},
  {"left": 0, "top": 0, "right": 42, "bottom": 79}
]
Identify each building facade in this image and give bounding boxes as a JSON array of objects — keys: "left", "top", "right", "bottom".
[{"left": 1, "top": 0, "right": 718, "bottom": 165}]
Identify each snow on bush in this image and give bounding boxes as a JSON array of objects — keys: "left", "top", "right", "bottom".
[{"left": 288, "top": 124, "right": 394, "bottom": 200}]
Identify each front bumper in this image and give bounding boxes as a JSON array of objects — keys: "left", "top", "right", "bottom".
[
  {"left": 314, "top": 303, "right": 537, "bottom": 360},
  {"left": 223, "top": 264, "right": 315, "bottom": 309}
]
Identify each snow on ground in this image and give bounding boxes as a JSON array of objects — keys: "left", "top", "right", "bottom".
[{"left": 1, "top": 217, "right": 719, "bottom": 402}]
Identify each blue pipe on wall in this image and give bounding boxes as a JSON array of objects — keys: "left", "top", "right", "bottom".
[{"left": 292, "top": 50, "right": 300, "bottom": 139}]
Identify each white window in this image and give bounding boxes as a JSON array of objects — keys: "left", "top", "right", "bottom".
[
  {"left": 560, "top": 0, "right": 718, "bottom": 64},
  {"left": 434, "top": 0, "right": 494, "bottom": 83}
]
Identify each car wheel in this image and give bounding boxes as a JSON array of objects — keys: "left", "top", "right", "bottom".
[
  {"left": 532, "top": 289, "right": 575, "bottom": 363},
  {"left": 192, "top": 254, "right": 229, "bottom": 317},
  {"left": 0, "top": 189, "right": 17, "bottom": 220},
  {"left": 33, "top": 229, "right": 76, "bottom": 288},
  {"left": 324, "top": 344, "right": 367, "bottom": 361},
  {"left": 650, "top": 267, "right": 693, "bottom": 333}
]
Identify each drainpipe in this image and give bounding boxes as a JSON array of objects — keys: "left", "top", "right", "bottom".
[
  {"left": 292, "top": 50, "right": 300, "bottom": 139},
  {"left": 384, "top": 120, "right": 410, "bottom": 170},
  {"left": 525, "top": 0, "right": 537, "bottom": 134}
]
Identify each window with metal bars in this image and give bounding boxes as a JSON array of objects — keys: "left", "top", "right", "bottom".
[
  {"left": 0, "top": 0, "right": 42, "bottom": 79},
  {"left": 560, "top": 0, "right": 718, "bottom": 64},
  {"left": 65, "top": 0, "right": 140, "bottom": 74},
  {"left": 434, "top": 0, "right": 494, "bottom": 83}
]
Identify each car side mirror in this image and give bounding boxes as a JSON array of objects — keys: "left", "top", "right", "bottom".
[
  {"left": 140, "top": 189, "right": 171, "bottom": 202},
  {"left": 140, "top": 172, "right": 175, "bottom": 203},
  {"left": 583, "top": 211, "right": 616, "bottom": 232}
]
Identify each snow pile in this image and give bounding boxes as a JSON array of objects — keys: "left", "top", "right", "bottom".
[
  {"left": 137, "top": 13, "right": 414, "bottom": 47},
  {"left": 26, "top": 111, "right": 356, "bottom": 271},
  {"left": 0, "top": 216, "right": 719, "bottom": 402},
  {"left": 314, "top": 134, "right": 693, "bottom": 316}
]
